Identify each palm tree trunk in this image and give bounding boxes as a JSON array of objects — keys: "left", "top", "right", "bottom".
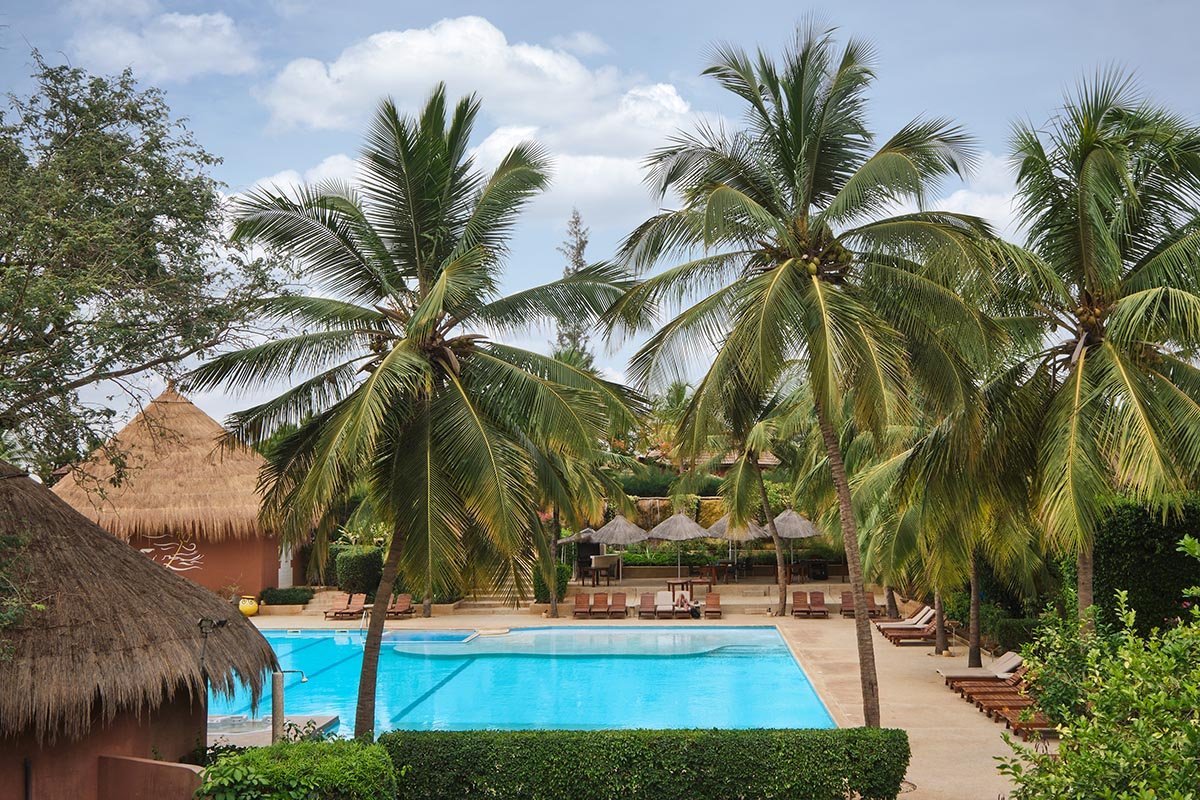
[
  {"left": 885, "top": 586, "right": 899, "bottom": 619},
  {"left": 1077, "top": 544, "right": 1094, "bottom": 624},
  {"left": 934, "top": 591, "right": 947, "bottom": 655},
  {"left": 548, "top": 507, "right": 561, "bottom": 619},
  {"left": 968, "top": 554, "right": 982, "bottom": 668},
  {"left": 756, "top": 470, "right": 787, "bottom": 616},
  {"left": 815, "top": 399, "right": 881, "bottom": 727},
  {"left": 422, "top": 577, "right": 433, "bottom": 618},
  {"left": 353, "top": 527, "right": 405, "bottom": 740}
]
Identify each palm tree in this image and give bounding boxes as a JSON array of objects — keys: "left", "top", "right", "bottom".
[
  {"left": 607, "top": 23, "right": 998, "bottom": 726},
  {"left": 998, "top": 71, "right": 1200, "bottom": 617},
  {"left": 187, "top": 86, "right": 633, "bottom": 739}
]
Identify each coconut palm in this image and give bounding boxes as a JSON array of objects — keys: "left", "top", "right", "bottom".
[
  {"left": 607, "top": 23, "right": 999, "bottom": 726},
  {"left": 187, "top": 86, "right": 634, "bottom": 739},
  {"left": 997, "top": 71, "right": 1200, "bottom": 616}
]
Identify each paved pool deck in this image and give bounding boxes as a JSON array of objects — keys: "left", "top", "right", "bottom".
[{"left": 249, "top": 611, "right": 1017, "bottom": 799}]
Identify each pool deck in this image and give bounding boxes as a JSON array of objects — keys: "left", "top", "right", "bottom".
[{"left": 250, "top": 610, "right": 1017, "bottom": 799}]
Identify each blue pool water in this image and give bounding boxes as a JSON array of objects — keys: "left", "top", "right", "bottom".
[{"left": 209, "top": 626, "right": 835, "bottom": 735}]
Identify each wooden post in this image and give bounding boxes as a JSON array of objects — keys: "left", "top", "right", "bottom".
[{"left": 271, "top": 671, "right": 284, "bottom": 743}]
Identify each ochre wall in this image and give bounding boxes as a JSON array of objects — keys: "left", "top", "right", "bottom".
[
  {"left": 130, "top": 533, "right": 282, "bottom": 598},
  {"left": 0, "top": 693, "right": 204, "bottom": 800}
]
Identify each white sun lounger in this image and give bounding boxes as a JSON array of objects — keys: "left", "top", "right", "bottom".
[
  {"left": 876, "top": 605, "right": 934, "bottom": 630},
  {"left": 937, "top": 650, "right": 1023, "bottom": 682},
  {"left": 655, "top": 590, "right": 675, "bottom": 619}
]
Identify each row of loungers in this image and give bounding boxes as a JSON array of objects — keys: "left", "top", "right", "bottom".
[
  {"left": 942, "top": 658, "right": 1057, "bottom": 740},
  {"left": 790, "top": 591, "right": 885, "bottom": 618},
  {"left": 572, "top": 592, "right": 722, "bottom": 619},
  {"left": 838, "top": 591, "right": 886, "bottom": 618},
  {"left": 875, "top": 605, "right": 938, "bottom": 645},
  {"left": 323, "top": 593, "right": 414, "bottom": 620}
]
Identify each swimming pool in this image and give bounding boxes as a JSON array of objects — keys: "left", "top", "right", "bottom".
[{"left": 209, "top": 626, "right": 835, "bottom": 735}]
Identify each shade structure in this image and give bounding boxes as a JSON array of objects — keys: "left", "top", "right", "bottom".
[
  {"left": 647, "top": 512, "right": 708, "bottom": 578},
  {"left": 707, "top": 514, "right": 769, "bottom": 542},
  {"left": 591, "top": 515, "right": 648, "bottom": 546},
  {"left": 556, "top": 527, "right": 595, "bottom": 546},
  {"left": 772, "top": 509, "right": 822, "bottom": 539}
]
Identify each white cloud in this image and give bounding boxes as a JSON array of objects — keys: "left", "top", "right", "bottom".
[
  {"left": 70, "top": 12, "right": 258, "bottom": 82},
  {"left": 67, "top": 0, "right": 159, "bottom": 18},
  {"left": 248, "top": 153, "right": 358, "bottom": 195},
  {"left": 935, "top": 151, "right": 1021, "bottom": 239},
  {"left": 550, "top": 31, "right": 609, "bottom": 56}
]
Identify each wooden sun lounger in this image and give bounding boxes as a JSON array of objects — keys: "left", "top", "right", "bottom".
[
  {"left": 954, "top": 667, "right": 1028, "bottom": 696},
  {"left": 573, "top": 593, "right": 591, "bottom": 618},
  {"left": 673, "top": 591, "right": 693, "bottom": 619},
  {"left": 703, "top": 593, "right": 722, "bottom": 618},
  {"left": 840, "top": 591, "right": 855, "bottom": 617},
  {"left": 655, "top": 591, "right": 675, "bottom": 619},
  {"left": 322, "top": 593, "right": 352, "bottom": 620},
  {"left": 609, "top": 592, "right": 628, "bottom": 618},
  {"left": 591, "top": 592, "right": 610, "bottom": 618},
  {"left": 865, "top": 594, "right": 883, "bottom": 618},
  {"left": 325, "top": 593, "right": 365, "bottom": 620},
  {"left": 993, "top": 708, "right": 1058, "bottom": 740},
  {"left": 791, "top": 591, "right": 810, "bottom": 617},
  {"left": 809, "top": 591, "right": 829, "bottom": 618},
  {"left": 883, "top": 622, "right": 935, "bottom": 644},
  {"left": 875, "top": 605, "right": 934, "bottom": 630},
  {"left": 940, "top": 652, "right": 1023, "bottom": 684},
  {"left": 638, "top": 593, "right": 655, "bottom": 619},
  {"left": 385, "top": 593, "right": 414, "bottom": 618}
]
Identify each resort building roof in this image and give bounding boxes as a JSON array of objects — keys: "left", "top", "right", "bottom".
[
  {"left": 0, "top": 459, "right": 276, "bottom": 744},
  {"left": 52, "top": 386, "right": 270, "bottom": 541}
]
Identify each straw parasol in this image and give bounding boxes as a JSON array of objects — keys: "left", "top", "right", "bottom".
[
  {"left": 647, "top": 512, "right": 709, "bottom": 578},
  {"left": 773, "top": 509, "right": 822, "bottom": 539},
  {"left": 591, "top": 515, "right": 648, "bottom": 546},
  {"left": 0, "top": 460, "right": 276, "bottom": 744},
  {"left": 555, "top": 527, "right": 595, "bottom": 546},
  {"left": 708, "top": 514, "right": 769, "bottom": 563},
  {"left": 51, "top": 385, "right": 270, "bottom": 540}
]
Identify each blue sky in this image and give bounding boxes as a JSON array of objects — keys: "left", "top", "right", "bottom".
[{"left": 2, "top": 0, "right": 1196, "bottom": 422}]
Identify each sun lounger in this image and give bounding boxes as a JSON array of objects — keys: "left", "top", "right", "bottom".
[
  {"left": 883, "top": 622, "right": 936, "bottom": 644},
  {"left": 325, "top": 593, "right": 365, "bottom": 620},
  {"left": 655, "top": 591, "right": 675, "bottom": 619},
  {"left": 791, "top": 591, "right": 810, "bottom": 617},
  {"left": 993, "top": 708, "right": 1057, "bottom": 740},
  {"left": 809, "top": 591, "right": 829, "bottom": 618},
  {"left": 591, "top": 592, "right": 610, "bottom": 618},
  {"left": 939, "top": 651, "right": 1023, "bottom": 684},
  {"left": 608, "top": 592, "right": 628, "bottom": 618},
  {"left": 865, "top": 594, "right": 883, "bottom": 618},
  {"left": 638, "top": 593, "right": 655, "bottom": 619},
  {"left": 840, "top": 591, "right": 855, "bottom": 617},
  {"left": 385, "top": 593, "right": 414, "bottom": 618},
  {"left": 674, "top": 591, "right": 693, "bottom": 619},
  {"left": 954, "top": 667, "right": 1028, "bottom": 696},
  {"left": 322, "top": 593, "right": 352, "bottom": 619},
  {"left": 573, "top": 593, "right": 591, "bottom": 618},
  {"left": 875, "top": 605, "right": 934, "bottom": 630},
  {"left": 704, "top": 593, "right": 722, "bottom": 618}
]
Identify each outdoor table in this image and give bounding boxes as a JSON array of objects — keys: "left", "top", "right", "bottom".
[
  {"left": 689, "top": 577, "right": 714, "bottom": 595},
  {"left": 698, "top": 565, "right": 720, "bottom": 585},
  {"left": 666, "top": 578, "right": 691, "bottom": 599},
  {"left": 788, "top": 562, "right": 809, "bottom": 583}
]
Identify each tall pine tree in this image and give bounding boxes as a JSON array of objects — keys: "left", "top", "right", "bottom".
[{"left": 553, "top": 209, "right": 595, "bottom": 369}]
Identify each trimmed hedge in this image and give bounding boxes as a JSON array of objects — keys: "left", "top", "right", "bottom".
[
  {"left": 260, "top": 586, "right": 315, "bottom": 606},
  {"left": 533, "top": 563, "right": 571, "bottom": 602},
  {"left": 336, "top": 547, "right": 383, "bottom": 596},
  {"left": 380, "top": 728, "right": 910, "bottom": 800},
  {"left": 200, "top": 740, "right": 397, "bottom": 800}
]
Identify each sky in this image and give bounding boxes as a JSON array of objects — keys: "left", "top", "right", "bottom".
[{"left": 2, "top": 0, "right": 1197, "bottom": 426}]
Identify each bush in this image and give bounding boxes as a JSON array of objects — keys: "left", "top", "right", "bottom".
[
  {"left": 621, "top": 549, "right": 710, "bottom": 567},
  {"left": 260, "top": 587, "right": 316, "bottom": 606},
  {"left": 379, "top": 728, "right": 910, "bottom": 800},
  {"left": 533, "top": 563, "right": 571, "bottom": 602},
  {"left": 320, "top": 542, "right": 351, "bottom": 585},
  {"left": 993, "top": 617, "right": 1040, "bottom": 651},
  {"left": 198, "top": 740, "right": 398, "bottom": 800},
  {"left": 336, "top": 547, "right": 383, "bottom": 596},
  {"left": 1093, "top": 498, "right": 1200, "bottom": 635}
]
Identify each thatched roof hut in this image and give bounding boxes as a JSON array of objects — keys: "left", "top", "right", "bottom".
[
  {"left": 0, "top": 460, "right": 276, "bottom": 744},
  {"left": 51, "top": 386, "right": 269, "bottom": 541}
]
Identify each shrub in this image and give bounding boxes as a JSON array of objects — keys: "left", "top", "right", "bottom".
[
  {"left": 260, "top": 587, "right": 316, "bottom": 606},
  {"left": 319, "top": 542, "right": 351, "bottom": 585},
  {"left": 533, "top": 563, "right": 571, "bottom": 602},
  {"left": 621, "top": 550, "right": 709, "bottom": 567},
  {"left": 993, "top": 617, "right": 1040, "bottom": 651},
  {"left": 198, "top": 740, "right": 398, "bottom": 800},
  {"left": 379, "top": 728, "right": 910, "bottom": 800},
  {"left": 1093, "top": 498, "right": 1200, "bottom": 635},
  {"left": 336, "top": 547, "right": 383, "bottom": 596}
]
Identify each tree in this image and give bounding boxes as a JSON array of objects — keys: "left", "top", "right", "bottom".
[
  {"left": 997, "top": 71, "right": 1200, "bottom": 618},
  {"left": 0, "top": 53, "right": 278, "bottom": 478},
  {"left": 553, "top": 209, "right": 595, "bottom": 369},
  {"left": 187, "top": 86, "right": 634, "bottom": 739},
  {"left": 607, "top": 22, "right": 999, "bottom": 726}
]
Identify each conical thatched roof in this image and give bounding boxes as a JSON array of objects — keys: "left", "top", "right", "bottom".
[
  {"left": 0, "top": 460, "right": 276, "bottom": 744},
  {"left": 647, "top": 512, "right": 708, "bottom": 542},
  {"left": 52, "top": 386, "right": 269, "bottom": 540},
  {"left": 591, "top": 515, "right": 648, "bottom": 545},
  {"left": 773, "top": 509, "right": 822, "bottom": 539},
  {"left": 708, "top": 514, "right": 769, "bottom": 542},
  {"left": 556, "top": 528, "right": 595, "bottom": 546}
]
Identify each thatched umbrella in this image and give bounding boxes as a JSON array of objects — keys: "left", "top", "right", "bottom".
[
  {"left": 0, "top": 460, "right": 276, "bottom": 744},
  {"left": 591, "top": 515, "right": 648, "bottom": 546},
  {"left": 555, "top": 527, "right": 595, "bottom": 546},
  {"left": 52, "top": 385, "right": 270, "bottom": 541},
  {"left": 708, "top": 514, "right": 769, "bottom": 563},
  {"left": 647, "top": 512, "right": 708, "bottom": 578},
  {"left": 773, "top": 509, "right": 822, "bottom": 563}
]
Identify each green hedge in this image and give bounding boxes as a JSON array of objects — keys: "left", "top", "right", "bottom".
[
  {"left": 1094, "top": 499, "right": 1200, "bottom": 635},
  {"left": 259, "top": 587, "right": 316, "bottom": 606},
  {"left": 994, "top": 617, "right": 1040, "bottom": 651},
  {"left": 533, "top": 563, "right": 571, "bottom": 603},
  {"left": 380, "top": 728, "right": 910, "bottom": 800},
  {"left": 199, "top": 740, "right": 397, "bottom": 800},
  {"left": 336, "top": 547, "right": 383, "bottom": 596}
]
